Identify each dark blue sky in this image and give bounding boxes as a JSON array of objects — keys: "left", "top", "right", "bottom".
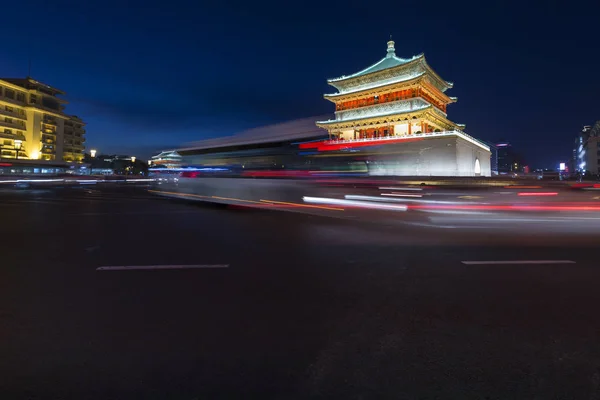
[{"left": 2, "top": 0, "right": 598, "bottom": 167}]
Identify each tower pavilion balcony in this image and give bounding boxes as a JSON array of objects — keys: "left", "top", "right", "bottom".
[
  {"left": 314, "top": 130, "right": 489, "bottom": 152},
  {"left": 334, "top": 98, "right": 432, "bottom": 123}
]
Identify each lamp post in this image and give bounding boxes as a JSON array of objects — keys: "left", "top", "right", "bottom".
[
  {"left": 89, "top": 149, "right": 97, "bottom": 175},
  {"left": 14, "top": 139, "right": 22, "bottom": 160}
]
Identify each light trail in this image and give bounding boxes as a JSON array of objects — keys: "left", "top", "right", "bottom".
[
  {"left": 381, "top": 193, "right": 423, "bottom": 198},
  {"left": 259, "top": 199, "right": 344, "bottom": 211},
  {"left": 303, "top": 196, "right": 407, "bottom": 211},
  {"left": 517, "top": 192, "right": 558, "bottom": 196}
]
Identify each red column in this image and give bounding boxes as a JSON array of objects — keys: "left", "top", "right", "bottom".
[
  {"left": 421, "top": 122, "right": 424, "bottom": 133},
  {"left": 408, "top": 124, "right": 412, "bottom": 135}
]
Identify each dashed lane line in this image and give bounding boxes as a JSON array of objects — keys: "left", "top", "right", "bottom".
[{"left": 97, "top": 264, "right": 229, "bottom": 271}]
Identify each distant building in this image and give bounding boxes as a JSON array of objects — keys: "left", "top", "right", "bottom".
[
  {"left": 85, "top": 154, "right": 144, "bottom": 175},
  {"left": 496, "top": 141, "right": 522, "bottom": 173},
  {"left": 575, "top": 123, "right": 599, "bottom": 176},
  {"left": 149, "top": 150, "right": 183, "bottom": 169},
  {"left": 0, "top": 77, "right": 85, "bottom": 163}
]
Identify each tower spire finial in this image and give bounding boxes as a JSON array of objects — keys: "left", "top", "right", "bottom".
[{"left": 386, "top": 37, "right": 395, "bottom": 58}]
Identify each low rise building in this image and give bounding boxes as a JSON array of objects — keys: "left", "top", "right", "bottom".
[{"left": 0, "top": 77, "right": 85, "bottom": 164}]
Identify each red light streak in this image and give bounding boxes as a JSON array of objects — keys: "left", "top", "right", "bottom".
[
  {"left": 299, "top": 136, "right": 425, "bottom": 152},
  {"left": 503, "top": 185, "right": 542, "bottom": 189},
  {"left": 409, "top": 204, "right": 600, "bottom": 212},
  {"left": 517, "top": 192, "right": 558, "bottom": 196}
]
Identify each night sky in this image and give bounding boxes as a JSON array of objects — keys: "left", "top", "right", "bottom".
[{"left": 2, "top": 0, "right": 598, "bottom": 167}]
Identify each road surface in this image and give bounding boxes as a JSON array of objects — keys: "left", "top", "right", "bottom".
[{"left": 2, "top": 186, "right": 600, "bottom": 399}]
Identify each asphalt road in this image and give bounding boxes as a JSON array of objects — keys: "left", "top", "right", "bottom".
[{"left": 2, "top": 186, "right": 600, "bottom": 399}]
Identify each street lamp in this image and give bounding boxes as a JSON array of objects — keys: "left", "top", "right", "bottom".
[
  {"left": 90, "top": 149, "right": 97, "bottom": 158},
  {"left": 14, "top": 139, "right": 22, "bottom": 160},
  {"left": 131, "top": 156, "right": 136, "bottom": 163}
]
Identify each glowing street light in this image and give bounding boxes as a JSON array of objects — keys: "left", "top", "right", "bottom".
[
  {"left": 90, "top": 149, "right": 97, "bottom": 158},
  {"left": 131, "top": 156, "right": 136, "bottom": 163},
  {"left": 14, "top": 139, "right": 22, "bottom": 160}
]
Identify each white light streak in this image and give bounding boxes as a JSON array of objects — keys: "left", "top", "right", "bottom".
[
  {"left": 381, "top": 193, "right": 423, "bottom": 197},
  {"left": 344, "top": 194, "right": 480, "bottom": 205},
  {"left": 303, "top": 196, "right": 407, "bottom": 211},
  {"left": 379, "top": 187, "right": 423, "bottom": 191}
]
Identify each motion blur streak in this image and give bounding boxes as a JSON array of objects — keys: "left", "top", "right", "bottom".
[
  {"left": 409, "top": 204, "right": 600, "bottom": 212},
  {"left": 345, "top": 195, "right": 478, "bottom": 205},
  {"left": 303, "top": 196, "right": 408, "bottom": 211},
  {"left": 211, "top": 196, "right": 265, "bottom": 205},
  {"left": 379, "top": 187, "right": 423, "bottom": 191},
  {"left": 148, "top": 189, "right": 212, "bottom": 200},
  {"left": 504, "top": 186, "right": 543, "bottom": 189},
  {"left": 259, "top": 199, "right": 344, "bottom": 211},
  {"left": 517, "top": 192, "right": 558, "bottom": 196},
  {"left": 381, "top": 193, "right": 423, "bottom": 198}
]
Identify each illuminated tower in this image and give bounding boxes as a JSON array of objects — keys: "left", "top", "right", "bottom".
[{"left": 317, "top": 40, "right": 462, "bottom": 140}]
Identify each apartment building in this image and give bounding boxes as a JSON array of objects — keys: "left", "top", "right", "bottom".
[{"left": 0, "top": 77, "right": 85, "bottom": 163}]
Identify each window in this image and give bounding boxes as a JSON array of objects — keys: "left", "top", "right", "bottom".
[
  {"left": 3, "top": 140, "right": 11, "bottom": 145},
  {"left": 5, "top": 89, "right": 15, "bottom": 99},
  {"left": 16, "top": 93, "right": 25, "bottom": 102},
  {"left": 4, "top": 129, "right": 11, "bottom": 134},
  {"left": 5, "top": 117, "right": 12, "bottom": 123},
  {"left": 30, "top": 94, "right": 37, "bottom": 104},
  {"left": 5, "top": 106, "right": 13, "bottom": 112}
]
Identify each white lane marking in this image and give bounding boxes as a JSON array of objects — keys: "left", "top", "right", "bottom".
[
  {"left": 97, "top": 264, "right": 229, "bottom": 271},
  {"left": 462, "top": 260, "right": 576, "bottom": 265}
]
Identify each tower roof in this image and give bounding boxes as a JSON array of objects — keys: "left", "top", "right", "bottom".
[{"left": 328, "top": 40, "right": 423, "bottom": 83}]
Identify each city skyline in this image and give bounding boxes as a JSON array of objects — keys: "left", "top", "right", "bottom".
[{"left": 2, "top": 0, "right": 599, "bottom": 167}]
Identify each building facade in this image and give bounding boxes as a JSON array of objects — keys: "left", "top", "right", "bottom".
[
  {"left": 575, "top": 123, "right": 600, "bottom": 176},
  {"left": 495, "top": 141, "right": 523, "bottom": 173},
  {"left": 0, "top": 77, "right": 85, "bottom": 163},
  {"left": 314, "top": 40, "right": 491, "bottom": 177}
]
